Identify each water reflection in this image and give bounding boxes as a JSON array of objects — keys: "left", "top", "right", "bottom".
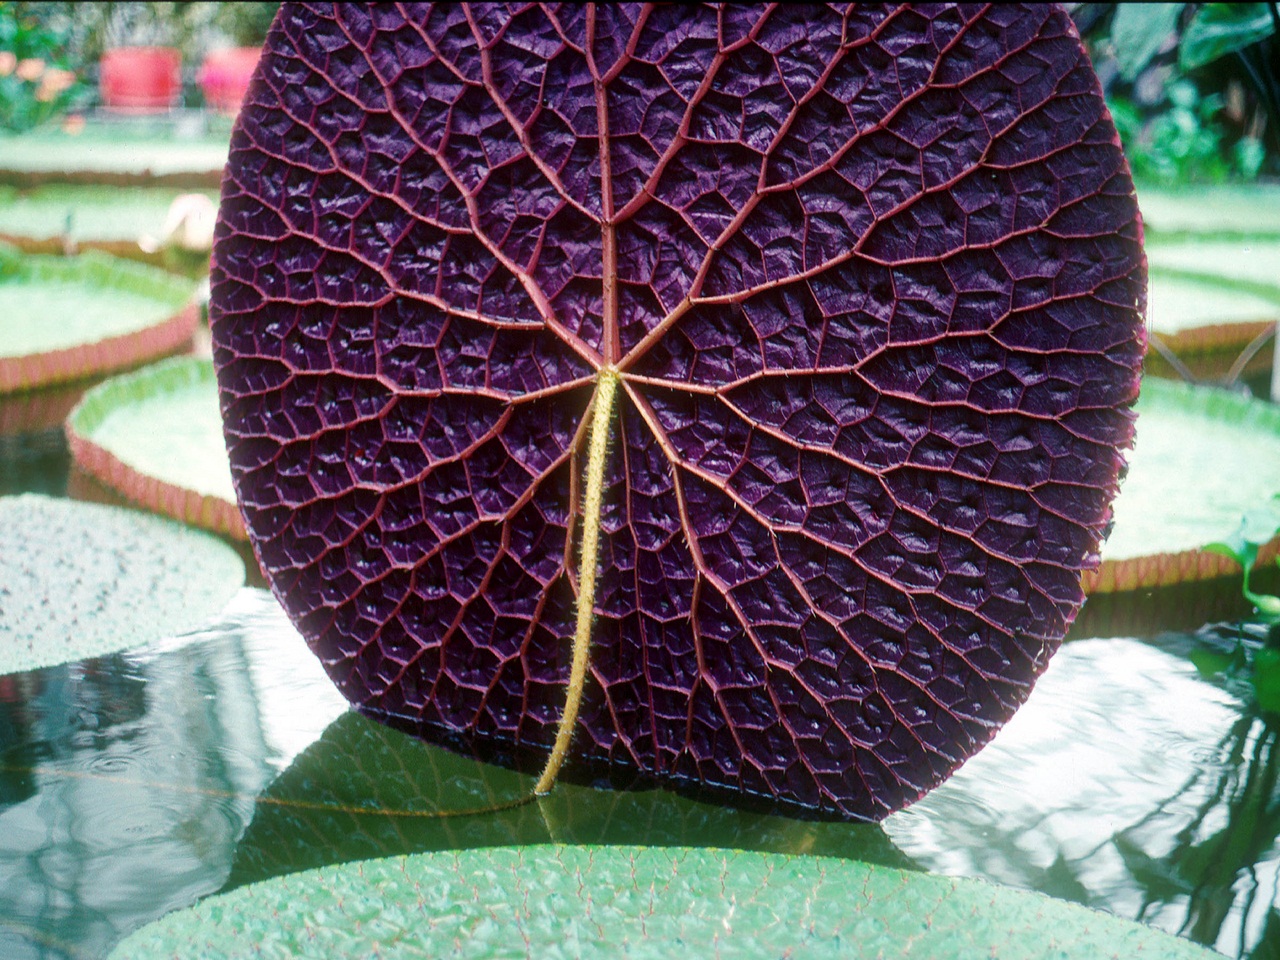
[
  {"left": 884, "top": 636, "right": 1280, "bottom": 959},
  {"left": 0, "top": 430, "right": 70, "bottom": 499},
  {"left": 0, "top": 592, "right": 317, "bottom": 960}
]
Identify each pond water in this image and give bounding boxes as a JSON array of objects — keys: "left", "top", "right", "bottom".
[{"left": 3, "top": 427, "right": 1280, "bottom": 959}]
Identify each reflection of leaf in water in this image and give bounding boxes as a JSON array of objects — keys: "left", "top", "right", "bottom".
[
  {"left": 224, "top": 711, "right": 906, "bottom": 893},
  {"left": 124, "top": 846, "right": 1220, "bottom": 960},
  {"left": 1114, "top": 713, "right": 1280, "bottom": 954}
]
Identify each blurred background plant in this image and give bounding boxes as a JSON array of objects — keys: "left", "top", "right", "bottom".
[
  {"left": 1071, "top": 3, "right": 1279, "bottom": 183},
  {"left": 0, "top": 3, "right": 90, "bottom": 132},
  {"left": 0, "top": 1, "right": 279, "bottom": 129}
]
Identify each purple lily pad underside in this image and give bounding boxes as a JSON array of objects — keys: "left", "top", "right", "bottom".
[{"left": 211, "top": 3, "right": 1145, "bottom": 821}]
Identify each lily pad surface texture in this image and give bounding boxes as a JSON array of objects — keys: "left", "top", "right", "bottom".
[
  {"left": 67, "top": 356, "right": 245, "bottom": 538},
  {"left": 111, "top": 845, "right": 1214, "bottom": 960},
  {"left": 211, "top": 4, "right": 1146, "bottom": 820},
  {"left": 0, "top": 494, "right": 244, "bottom": 674}
]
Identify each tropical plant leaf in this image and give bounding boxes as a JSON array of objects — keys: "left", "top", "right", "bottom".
[
  {"left": 1135, "top": 183, "right": 1280, "bottom": 239},
  {"left": 1146, "top": 238, "right": 1280, "bottom": 298},
  {"left": 1179, "top": 2, "right": 1277, "bottom": 71},
  {"left": 0, "top": 494, "right": 244, "bottom": 674},
  {"left": 112, "top": 845, "right": 1217, "bottom": 960},
  {"left": 66, "top": 357, "right": 245, "bottom": 538},
  {"left": 0, "top": 126, "right": 228, "bottom": 189},
  {"left": 211, "top": 4, "right": 1145, "bottom": 820},
  {"left": 1145, "top": 272, "right": 1277, "bottom": 355},
  {"left": 0, "top": 185, "right": 220, "bottom": 246},
  {"left": 1111, "top": 3, "right": 1183, "bottom": 82}
]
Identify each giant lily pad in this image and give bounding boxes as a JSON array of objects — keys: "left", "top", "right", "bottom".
[
  {"left": 1137, "top": 183, "right": 1280, "bottom": 240},
  {"left": 1089, "top": 378, "right": 1280, "bottom": 592},
  {"left": 0, "top": 248, "right": 198, "bottom": 393},
  {"left": 1146, "top": 239, "right": 1280, "bottom": 298},
  {"left": 111, "top": 845, "right": 1215, "bottom": 959},
  {"left": 0, "top": 128, "right": 227, "bottom": 189},
  {"left": 224, "top": 709, "right": 904, "bottom": 892},
  {"left": 213, "top": 4, "right": 1144, "bottom": 820},
  {"left": 1146, "top": 272, "right": 1279, "bottom": 356},
  {"left": 66, "top": 357, "right": 244, "bottom": 539},
  {"left": 0, "top": 184, "right": 219, "bottom": 263},
  {"left": 0, "top": 494, "right": 243, "bottom": 674}
]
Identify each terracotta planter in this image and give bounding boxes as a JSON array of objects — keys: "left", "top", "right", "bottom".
[
  {"left": 198, "top": 47, "right": 261, "bottom": 114},
  {"left": 100, "top": 46, "right": 182, "bottom": 112}
]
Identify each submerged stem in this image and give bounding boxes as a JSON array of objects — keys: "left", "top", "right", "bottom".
[{"left": 534, "top": 367, "right": 619, "bottom": 794}]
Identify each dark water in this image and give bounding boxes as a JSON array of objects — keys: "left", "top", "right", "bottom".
[{"left": 4, "top": 412, "right": 1280, "bottom": 959}]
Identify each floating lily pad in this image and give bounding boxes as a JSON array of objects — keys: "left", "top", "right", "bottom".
[
  {"left": 1090, "top": 378, "right": 1280, "bottom": 592},
  {"left": 1137, "top": 183, "right": 1280, "bottom": 239},
  {"left": 0, "top": 248, "right": 198, "bottom": 393},
  {"left": 224, "top": 710, "right": 904, "bottom": 893},
  {"left": 0, "top": 184, "right": 219, "bottom": 254},
  {"left": 66, "top": 357, "right": 243, "bottom": 538},
  {"left": 112, "top": 845, "right": 1215, "bottom": 959},
  {"left": 0, "top": 495, "right": 243, "bottom": 674},
  {"left": 1147, "top": 272, "right": 1279, "bottom": 355},
  {"left": 1146, "top": 239, "right": 1280, "bottom": 298},
  {"left": 0, "top": 128, "right": 227, "bottom": 189}
]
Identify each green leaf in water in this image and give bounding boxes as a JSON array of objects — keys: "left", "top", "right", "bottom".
[
  {"left": 1204, "top": 495, "right": 1280, "bottom": 621},
  {"left": 67, "top": 356, "right": 243, "bottom": 538},
  {"left": 1188, "top": 645, "right": 1245, "bottom": 680},
  {"left": 112, "top": 845, "right": 1219, "bottom": 960}
]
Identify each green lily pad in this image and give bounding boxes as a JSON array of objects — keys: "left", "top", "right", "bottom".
[
  {"left": 1146, "top": 239, "right": 1280, "bottom": 299},
  {"left": 1093, "top": 378, "right": 1280, "bottom": 591},
  {"left": 1137, "top": 183, "right": 1280, "bottom": 239},
  {"left": 0, "top": 494, "right": 243, "bottom": 674},
  {"left": 0, "top": 128, "right": 227, "bottom": 188},
  {"left": 0, "top": 248, "right": 198, "bottom": 393},
  {"left": 1147, "top": 273, "right": 1278, "bottom": 352},
  {"left": 224, "top": 710, "right": 905, "bottom": 893},
  {"left": 66, "top": 357, "right": 243, "bottom": 538},
  {"left": 111, "top": 844, "right": 1216, "bottom": 959},
  {"left": 0, "top": 184, "right": 219, "bottom": 246}
]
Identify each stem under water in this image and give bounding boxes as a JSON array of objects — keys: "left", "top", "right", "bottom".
[{"left": 534, "top": 366, "right": 619, "bottom": 794}]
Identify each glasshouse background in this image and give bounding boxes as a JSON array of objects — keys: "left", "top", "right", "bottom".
[{"left": 1, "top": 3, "right": 1280, "bottom": 958}]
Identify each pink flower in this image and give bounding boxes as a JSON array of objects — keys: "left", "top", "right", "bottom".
[
  {"left": 15, "top": 58, "right": 45, "bottom": 82},
  {"left": 35, "top": 67, "right": 75, "bottom": 101}
]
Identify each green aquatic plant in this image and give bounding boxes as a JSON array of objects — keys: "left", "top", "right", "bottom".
[
  {"left": 1204, "top": 495, "right": 1280, "bottom": 621},
  {"left": 1190, "top": 496, "right": 1280, "bottom": 713}
]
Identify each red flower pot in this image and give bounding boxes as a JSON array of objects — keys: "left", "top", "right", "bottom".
[
  {"left": 198, "top": 47, "right": 261, "bottom": 115},
  {"left": 100, "top": 46, "right": 181, "bottom": 113}
]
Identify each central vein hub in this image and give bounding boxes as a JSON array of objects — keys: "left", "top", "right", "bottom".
[{"left": 534, "top": 366, "right": 620, "bottom": 794}]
